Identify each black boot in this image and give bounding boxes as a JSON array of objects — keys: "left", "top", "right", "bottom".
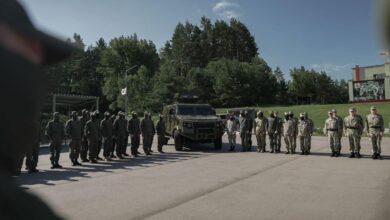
[
  {"left": 349, "top": 152, "right": 355, "bottom": 158},
  {"left": 331, "top": 151, "right": 335, "bottom": 157},
  {"left": 378, "top": 153, "right": 383, "bottom": 160},
  {"left": 372, "top": 153, "right": 377, "bottom": 160},
  {"left": 356, "top": 152, "right": 361, "bottom": 158}
]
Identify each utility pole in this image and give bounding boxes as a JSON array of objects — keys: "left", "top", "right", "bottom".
[{"left": 124, "top": 65, "right": 138, "bottom": 119}]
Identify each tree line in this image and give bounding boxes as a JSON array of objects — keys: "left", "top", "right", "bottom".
[{"left": 45, "top": 17, "right": 349, "bottom": 113}]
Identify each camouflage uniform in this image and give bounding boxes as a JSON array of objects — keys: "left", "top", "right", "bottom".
[
  {"left": 344, "top": 109, "right": 364, "bottom": 157},
  {"left": 254, "top": 114, "right": 268, "bottom": 152},
  {"left": 25, "top": 120, "right": 41, "bottom": 173},
  {"left": 156, "top": 116, "right": 166, "bottom": 152},
  {"left": 283, "top": 114, "right": 296, "bottom": 154},
  {"left": 366, "top": 109, "right": 384, "bottom": 158},
  {"left": 110, "top": 115, "right": 117, "bottom": 157},
  {"left": 323, "top": 114, "right": 340, "bottom": 155},
  {"left": 85, "top": 114, "right": 100, "bottom": 162},
  {"left": 332, "top": 109, "right": 344, "bottom": 152},
  {"left": 149, "top": 114, "right": 156, "bottom": 152},
  {"left": 65, "top": 112, "right": 83, "bottom": 165},
  {"left": 226, "top": 117, "right": 238, "bottom": 151},
  {"left": 128, "top": 114, "right": 141, "bottom": 156},
  {"left": 100, "top": 113, "right": 114, "bottom": 160},
  {"left": 275, "top": 113, "right": 283, "bottom": 152},
  {"left": 113, "top": 113, "right": 128, "bottom": 158},
  {"left": 79, "top": 110, "right": 90, "bottom": 161},
  {"left": 45, "top": 113, "right": 64, "bottom": 167},
  {"left": 239, "top": 113, "right": 251, "bottom": 152},
  {"left": 268, "top": 115, "right": 278, "bottom": 153},
  {"left": 140, "top": 113, "right": 154, "bottom": 155},
  {"left": 297, "top": 114, "right": 312, "bottom": 155}
]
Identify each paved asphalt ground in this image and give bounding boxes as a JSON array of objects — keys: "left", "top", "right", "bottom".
[{"left": 16, "top": 135, "right": 390, "bottom": 220}]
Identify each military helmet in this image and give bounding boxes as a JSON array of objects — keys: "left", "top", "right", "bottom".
[
  {"left": 349, "top": 107, "right": 356, "bottom": 112},
  {"left": 370, "top": 106, "right": 377, "bottom": 111}
]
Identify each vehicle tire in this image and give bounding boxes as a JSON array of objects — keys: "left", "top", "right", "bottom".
[
  {"left": 174, "top": 131, "right": 183, "bottom": 151},
  {"left": 214, "top": 136, "right": 222, "bottom": 150}
]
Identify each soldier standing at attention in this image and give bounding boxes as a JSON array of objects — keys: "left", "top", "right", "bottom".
[
  {"left": 268, "top": 112, "right": 278, "bottom": 153},
  {"left": 247, "top": 112, "right": 254, "bottom": 151},
  {"left": 239, "top": 110, "right": 250, "bottom": 152},
  {"left": 297, "top": 113, "right": 311, "bottom": 155},
  {"left": 254, "top": 111, "right": 268, "bottom": 153},
  {"left": 283, "top": 112, "right": 295, "bottom": 154},
  {"left": 156, "top": 114, "right": 166, "bottom": 153},
  {"left": 95, "top": 111, "right": 104, "bottom": 160},
  {"left": 140, "top": 112, "right": 154, "bottom": 155},
  {"left": 46, "top": 112, "right": 64, "bottom": 169},
  {"left": 85, "top": 112, "right": 100, "bottom": 163},
  {"left": 128, "top": 112, "right": 141, "bottom": 157},
  {"left": 344, "top": 107, "right": 364, "bottom": 158},
  {"left": 303, "top": 112, "right": 314, "bottom": 154},
  {"left": 110, "top": 114, "right": 118, "bottom": 158},
  {"left": 289, "top": 112, "right": 298, "bottom": 153},
  {"left": 79, "top": 109, "right": 90, "bottom": 162},
  {"left": 366, "top": 106, "right": 384, "bottom": 160},
  {"left": 65, "top": 111, "right": 83, "bottom": 166},
  {"left": 226, "top": 114, "right": 238, "bottom": 151},
  {"left": 114, "top": 112, "right": 128, "bottom": 159},
  {"left": 148, "top": 112, "right": 156, "bottom": 153},
  {"left": 274, "top": 111, "right": 283, "bottom": 153},
  {"left": 324, "top": 111, "right": 340, "bottom": 157},
  {"left": 331, "top": 109, "right": 343, "bottom": 152},
  {"left": 100, "top": 112, "right": 114, "bottom": 161}
]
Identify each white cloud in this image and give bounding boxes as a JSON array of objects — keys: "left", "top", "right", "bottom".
[
  {"left": 213, "top": 0, "right": 240, "bottom": 19},
  {"left": 310, "top": 63, "right": 354, "bottom": 79}
]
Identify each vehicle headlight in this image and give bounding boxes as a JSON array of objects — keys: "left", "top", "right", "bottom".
[{"left": 183, "top": 122, "right": 193, "bottom": 128}]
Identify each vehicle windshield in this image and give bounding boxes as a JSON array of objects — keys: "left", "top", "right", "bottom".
[{"left": 178, "top": 106, "right": 213, "bottom": 115}]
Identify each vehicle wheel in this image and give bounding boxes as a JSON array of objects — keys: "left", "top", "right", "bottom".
[
  {"left": 174, "top": 131, "right": 183, "bottom": 151},
  {"left": 214, "top": 136, "right": 222, "bottom": 150}
]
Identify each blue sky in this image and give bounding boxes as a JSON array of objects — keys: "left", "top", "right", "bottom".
[{"left": 20, "top": 0, "right": 385, "bottom": 80}]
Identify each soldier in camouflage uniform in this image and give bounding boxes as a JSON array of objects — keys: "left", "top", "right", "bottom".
[
  {"left": 46, "top": 112, "right": 65, "bottom": 169},
  {"left": 140, "top": 112, "right": 154, "bottom": 155},
  {"left": 289, "top": 112, "right": 298, "bottom": 153},
  {"left": 283, "top": 112, "right": 295, "bottom": 154},
  {"left": 303, "top": 112, "right": 314, "bottom": 154},
  {"left": 297, "top": 113, "right": 313, "bottom": 155},
  {"left": 25, "top": 120, "right": 41, "bottom": 173},
  {"left": 65, "top": 111, "right": 83, "bottom": 166},
  {"left": 239, "top": 110, "right": 251, "bottom": 152},
  {"left": 114, "top": 112, "right": 128, "bottom": 159},
  {"left": 110, "top": 114, "right": 117, "bottom": 158},
  {"left": 267, "top": 112, "right": 278, "bottom": 153},
  {"left": 254, "top": 111, "right": 268, "bottom": 153},
  {"left": 226, "top": 114, "right": 238, "bottom": 151},
  {"left": 100, "top": 112, "right": 114, "bottom": 161},
  {"left": 344, "top": 107, "right": 364, "bottom": 158},
  {"left": 79, "top": 109, "right": 90, "bottom": 162},
  {"left": 156, "top": 114, "right": 166, "bottom": 153},
  {"left": 331, "top": 109, "right": 343, "bottom": 152},
  {"left": 323, "top": 111, "right": 341, "bottom": 157},
  {"left": 128, "top": 111, "right": 141, "bottom": 157},
  {"left": 85, "top": 112, "right": 100, "bottom": 163},
  {"left": 274, "top": 111, "right": 283, "bottom": 153},
  {"left": 366, "top": 106, "right": 384, "bottom": 160},
  {"left": 148, "top": 112, "right": 156, "bottom": 153}
]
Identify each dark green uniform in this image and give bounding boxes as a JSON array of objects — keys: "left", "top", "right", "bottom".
[
  {"left": 100, "top": 117, "right": 114, "bottom": 159},
  {"left": 128, "top": 117, "right": 141, "bottom": 156},
  {"left": 85, "top": 117, "right": 100, "bottom": 162},
  {"left": 140, "top": 116, "right": 154, "bottom": 155},
  {"left": 65, "top": 117, "right": 82, "bottom": 164},
  {"left": 79, "top": 111, "right": 90, "bottom": 161},
  {"left": 45, "top": 116, "right": 64, "bottom": 167},
  {"left": 156, "top": 118, "right": 166, "bottom": 152},
  {"left": 25, "top": 120, "right": 40, "bottom": 173},
  {"left": 114, "top": 114, "right": 128, "bottom": 157},
  {"left": 267, "top": 116, "right": 278, "bottom": 153},
  {"left": 239, "top": 115, "right": 251, "bottom": 152}
]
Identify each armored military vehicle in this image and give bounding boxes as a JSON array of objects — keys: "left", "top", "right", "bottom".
[{"left": 163, "top": 103, "right": 224, "bottom": 151}]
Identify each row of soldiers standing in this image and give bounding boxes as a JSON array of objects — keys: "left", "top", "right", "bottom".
[
  {"left": 226, "top": 110, "right": 314, "bottom": 155},
  {"left": 29, "top": 110, "right": 166, "bottom": 171},
  {"left": 324, "top": 106, "right": 384, "bottom": 159}
]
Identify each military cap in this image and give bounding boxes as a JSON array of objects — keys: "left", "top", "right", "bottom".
[
  {"left": 257, "top": 111, "right": 263, "bottom": 116},
  {"left": 299, "top": 113, "right": 305, "bottom": 117},
  {"left": 131, "top": 111, "right": 137, "bottom": 115},
  {"left": 328, "top": 111, "right": 332, "bottom": 114},
  {"left": 331, "top": 109, "right": 337, "bottom": 113},
  {"left": 71, "top": 111, "right": 77, "bottom": 116},
  {"left": 53, "top": 112, "right": 60, "bottom": 117},
  {"left": 284, "top": 112, "right": 289, "bottom": 116},
  {"left": 370, "top": 106, "right": 377, "bottom": 111},
  {"left": 0, "top": 0, "right": 77, "bottom": 64},
  {"left": 349, "top": 107, "right": 356, "bottom": 112},
  {"left": 104, "top": 111, "right": 110, "bottom": 117}
]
